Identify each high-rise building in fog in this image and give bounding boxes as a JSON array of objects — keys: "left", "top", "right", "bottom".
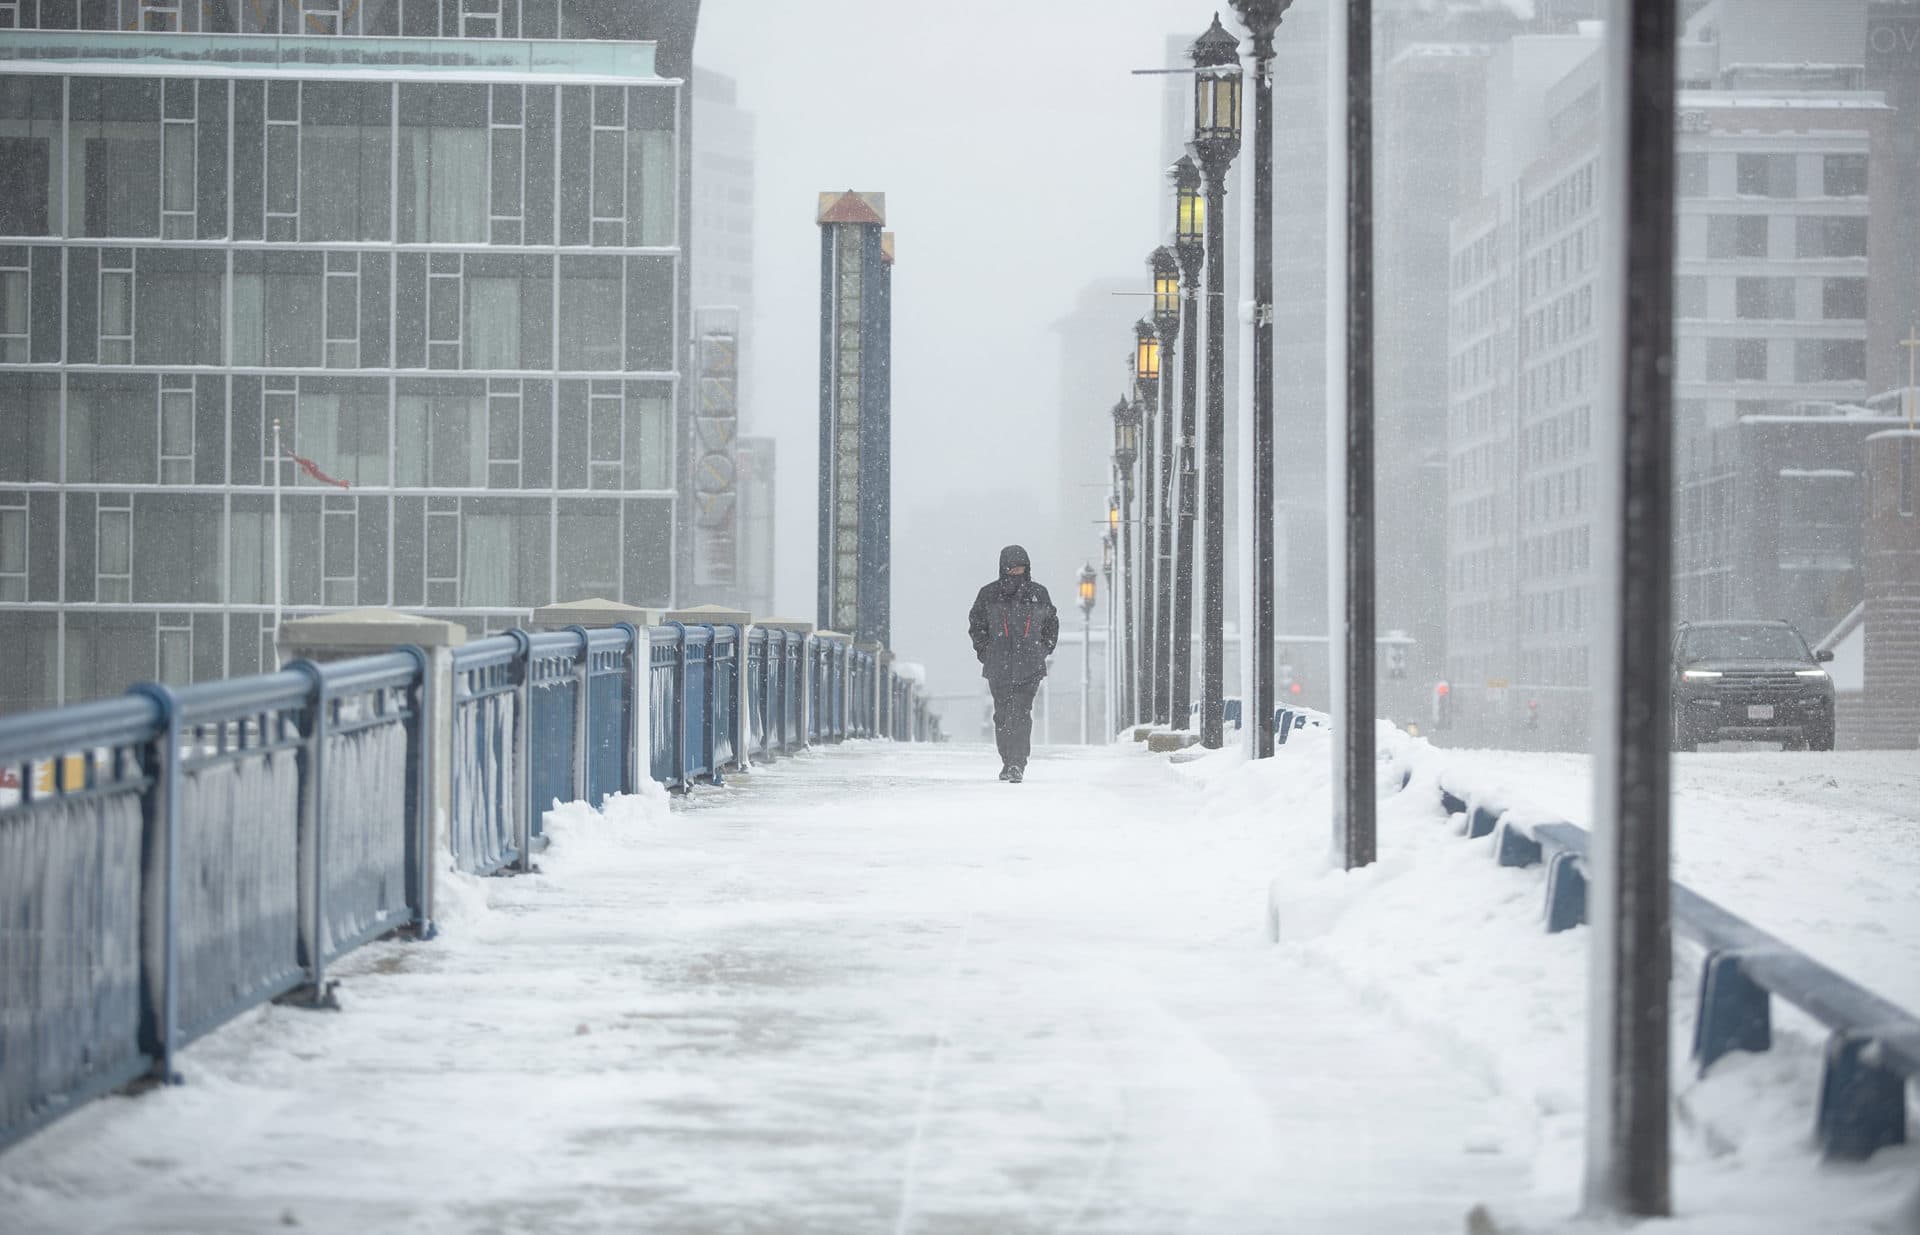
[
  {"left": 690, "top": 67, "right": 754, "bottom": 423},
  {"left": 0, "top": 0, "right": 699, "bottom": 715},
  {"left": 1443, "top": 0, "right": 1900, "bottom": 745}
]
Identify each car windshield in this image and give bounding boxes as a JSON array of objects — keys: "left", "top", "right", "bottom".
[{"left": 1680, "top": 626, "right": 1810, "bottom": 663}]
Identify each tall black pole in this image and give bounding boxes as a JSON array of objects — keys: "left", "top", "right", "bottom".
[
  {"left": 1199, "top": 165, "right": 1228, "bottom": 749},
  {"left": 1587, "top": 0, "right": 1675, "bottom": 1216},
  {"left": 1155, "top": 327, "right": 1177, "bottom": 725},
  {"left": 1340, "top": 0, "right": 1376, "bottom": 866},
  {"left": 1120, "top": 470, "right": 1137, "bottom": 728},
  {"left": 1135, "top": 336, "right": 1158, "bottom": 731},
  {"left": 1189, "top": 17, "right": 1240, "bottom": 751},
  {"left": 1234, "top": 1, "right": 1287, "bottom": 760},
  {"left": 1171, "top": 181, "right": 1202, "bottom": 732}
]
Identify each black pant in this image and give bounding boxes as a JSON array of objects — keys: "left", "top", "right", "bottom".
[{"left": 990, "top": 678, "right": 1040, "bottom": 769}]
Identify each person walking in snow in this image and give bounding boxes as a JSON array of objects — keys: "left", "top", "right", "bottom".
[{"left": 967, "top": 545, "right": 1059, "bottom": 783}]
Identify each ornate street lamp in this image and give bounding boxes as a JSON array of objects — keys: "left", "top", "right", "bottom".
[
  {"left": 1077, "top": 562, "right": 1097, "bottom": 744},
  {"left": 1168, "top": 158, "right": 1204, "bottom": 733},
  {"left": 1134, "top": 318, "right": 1162, "bottom": 384},
  {"left": 1150, "top": 246, "right": 1181, "bottom": 726},
  {"left": 1189, "top": 14, "right": 1242, "bottom": 750},
  {"left": 1134, "top": 317, "right": 1163, "bottom": 728},
  {"left": 1111, "top": 397, "right": 1140, "bottom": 726}
]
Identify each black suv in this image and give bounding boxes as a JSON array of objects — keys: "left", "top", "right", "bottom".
[{"left": 1671, "top": 620, "right": 1835, "bottom": 751}]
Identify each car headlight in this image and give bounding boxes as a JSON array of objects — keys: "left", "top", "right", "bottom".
[
  {"left": 1681, "top": 670, "right": 1722, "bottom": 680},
  {"left": 1795, "top": 669, "right": 1828, "bottom": 678}
]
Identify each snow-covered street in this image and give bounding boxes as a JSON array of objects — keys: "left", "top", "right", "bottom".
[{"left": 2, "top": 736, "right": 1915, "bottom": 1234}]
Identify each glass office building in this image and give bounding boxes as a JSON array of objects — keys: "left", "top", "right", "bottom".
[{"left": 0, "top": 0, "right": 701, "bottom": 714}]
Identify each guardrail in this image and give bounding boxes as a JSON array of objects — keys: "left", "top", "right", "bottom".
[
  {"left": 0, "top": 619, "right": 936, "bottom": 1155},
  {"left": 1409, "top": 764, "right": 1919, "bottom": 1162}
]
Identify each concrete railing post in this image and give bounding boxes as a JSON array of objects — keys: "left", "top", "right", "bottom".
[{"left": 276, "top": 608, "right": 466, "bottom": 928}]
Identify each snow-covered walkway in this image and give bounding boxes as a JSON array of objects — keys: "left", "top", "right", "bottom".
[{"left": 1, "top": 741, "right": 1526, "bottom": 1235}]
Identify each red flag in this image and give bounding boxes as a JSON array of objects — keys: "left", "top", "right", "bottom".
[{"left": 287, "top": 451, "right": 350, "bottom": 489}]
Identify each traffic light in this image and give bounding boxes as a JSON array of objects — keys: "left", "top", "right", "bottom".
[{"left": 1432, "top": 681, "right": 1452, "bottom": 730}]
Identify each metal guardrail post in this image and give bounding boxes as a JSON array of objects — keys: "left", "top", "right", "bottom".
[
  {"left": 126, "top": 682, "right": 183, "bottom": 1086},
  {"left": 614, "top": 623, "right": 642, "bottom": 795},
  {"left": 666, "top": 622, "right": 689, "bottom": 790},
  {"left": 505, "top": 629, "right": 533, "bottom": 871},
  {"left": 565, "top": 625, "right": 592, "bottom": 803},
  {"left": 392, "top": 645, "right": 434, "bottom": 937},
  {"left": 281, "top": 659, "right": 337, "bottom": 1007}
]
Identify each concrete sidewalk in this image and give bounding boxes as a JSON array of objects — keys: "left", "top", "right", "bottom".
[{"left": 0, "top": 742, "right": 1521, "bottom": 1234}]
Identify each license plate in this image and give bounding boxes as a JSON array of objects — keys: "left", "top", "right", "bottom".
[{"left": 1747, "top": 704, "right": 1775, "bottom": 720}]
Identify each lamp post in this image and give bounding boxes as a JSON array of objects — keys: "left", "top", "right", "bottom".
[
  {"left": 1134, "top": 319, "right": 1162, "bottom": 730},
  {"left": 1189, "top": 15, "right": 1242, "bottom": 750},
  {"left": 1111, "top": 399, "right": 1140, "bottom": 728},
  {"left": 1150, "top": 246, "right": 1181, "bottom": 727},
  {"left": 1077, "top": 563, "right": 1096, "bottom": 744},
  {"left": 1101, "top": 527, "right": 1116, "bottom": 739},
  {"left": 1169, "top": 156, "right": 1204, "bottom": 732},
  {"left": 1230, "top": 0, "right": 1294, "bottom": 760}
]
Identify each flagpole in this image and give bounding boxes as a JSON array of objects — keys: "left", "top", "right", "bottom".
[{"left": 272, "top": 416, "right": 283, "bottom": 646}]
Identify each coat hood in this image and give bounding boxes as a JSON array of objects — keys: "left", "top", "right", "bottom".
[{"left": 998, "top": 545, "right": 1032, "bottom": 580}]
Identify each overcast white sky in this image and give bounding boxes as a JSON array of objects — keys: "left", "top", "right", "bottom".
[{"left": 695, "top": 1, "right": 1210, "bottom": 700}]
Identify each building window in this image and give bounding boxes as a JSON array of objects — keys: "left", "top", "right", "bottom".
[
  {"left": 0, "top": 77, "right": 63, "bottom": 236},
  {"left": 1794, "top": 338, "right": 1866, "bottom": 383},
  {"left": 1821, "top": 277, "right": 1867, "bottom": 320},
  {"left": 0, "top": 502, "right": 25, "bottom": 602},
  {"left": 295, "top": 377, "right": 388, "bottom": 486},
  {"left": 232, "top": 251, "right": 323, "bottom": 368},
  {"left": 69, "top": 78, "right": 163, "bottom": 238},
  {"left": 159, "top": 379, "right": 193, "bottom": 484},
  {"left": 1796, "top": 215, "right": 1867, "bottom": 259},
  {"left": 398, "top": 84, "right": 488, "bottom": 243},
  {"left": 0, "top": 247, "right": 26, "bottom": 361},
  {"left": 489, "top": 84, "right": 524, "bottom": 245},
  {"left": 464, "top": 254, "right": 554, "bottom": 370},
  {"left": 97, "top": 497, "right": 131, "bottom": 603},
  {"left": 1676, "top": 275, "right": 1706, "bottom": 318},
  {"left": 396, "top": 378, "right": 487, "bottom": 488},
  {"left": 265, "top": 80, "right": 299, "bottom": 242},
  {"left": 98, "top": 248, "right": 133, "bottom": 364},
  {"left": 1736, "top": 153, "right": 1795, "bottom": 199},
  {"left": 558, "top": 255, "right": 622, "bottom": 370},
  {"left": 1706, "top": 214, "right": 1768, "bottom": 259},
  {"left": 1677, "top": 152, "right": 1709, "bottom": 197},
  {"left": 1706, "top": 338, "right": 1768, "bottom": 382},
  {"left": 135, "top": 249, "right": 224, "bottom": 365},
  {"left": 1823, "top": 153, "right": 1868, "bottom": 197},
  {"left": 0, "top": 373, "right": 60, "bottom": 482},
  {"left": 301, "top": 81, "right": 392, "bottom": 243},
  {"left": 1734, "top": 277, "right": 1795, "bottom": 320}
]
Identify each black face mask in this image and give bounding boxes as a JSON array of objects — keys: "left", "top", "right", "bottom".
[{"left": 998, "top": 572, "right": 1025, "bottom": 595}]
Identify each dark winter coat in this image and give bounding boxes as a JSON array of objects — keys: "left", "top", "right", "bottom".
[{"left": 968, "top": 545, "right": 1059, "bottom": 685}]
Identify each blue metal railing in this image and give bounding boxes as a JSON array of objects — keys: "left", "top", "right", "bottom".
[
  {"left": 2, "top": 617, "right": 938, "bottom": 1154},
  {"left": 1413, "top": 766, "right": 1920, "bottom": 1162}
]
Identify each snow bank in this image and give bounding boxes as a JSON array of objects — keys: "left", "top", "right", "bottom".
[{"left": 1175, "top": 729, "right": 1920, "bottom": 1233}]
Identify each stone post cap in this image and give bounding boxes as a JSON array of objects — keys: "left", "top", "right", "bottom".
[
  {"left": 755, "top": 617, "right": 815, "bottom": 634},
  {"left": 529, "top": 597, "right": 661, "bottom": 631},
  {"left": 663, "top": 604, "right": 753, "bottom": 628},
  {"left": 813, "top": 629, "right": 853, "bottom": 642},
  {"left": 277, "top": 607, "right": 467, "bottom": 652}
]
